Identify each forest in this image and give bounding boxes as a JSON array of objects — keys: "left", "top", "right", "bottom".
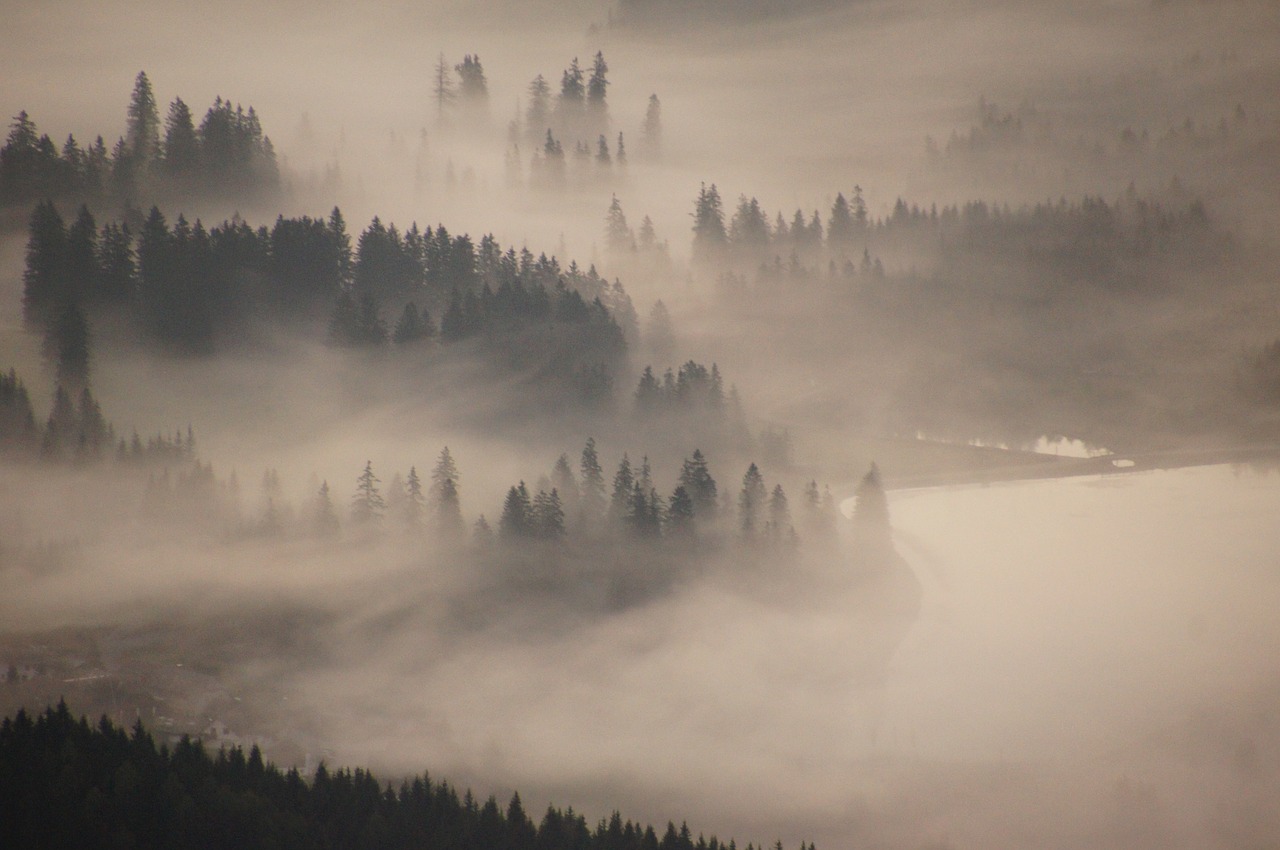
[
  {"left": 0, "top": 702, "right": 814, "bottom": 850},
  {"left": 3, "top": 2, "right": 1280, "bottom": 849}
]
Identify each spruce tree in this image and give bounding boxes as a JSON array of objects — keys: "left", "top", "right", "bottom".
[
  {"left": 126, "top": 71, "right": 161, "bottom": 168},
  {"left": 579, "top": 437, "right": 606, "bottom": 526},
  {"left": 499, "top": 482, "right": 532, "bottom": 539},
  {"left": 609, "top": 453, "right": 634, "bottom": 525},
  {"left": 605, "top": 195, "right": 633, "bottom": 253},
  {"left": 738, "top": 463, "right": 765, "bottom": 537},
  {"left": 678, "top": 449, "right": 717, "bottom": 520},
  {"left": 641, "top": 94, "right": 661, "bottom": 161},
  {"left": 431, "top": 447, "right": 465, "bottom": 538},
  {"left": 691, "top": 183, "right": 726, "bottom": 263},
  {"left": 21, "top": 200, "right": 67, "bottom": 327},
  {"left": 162, "top": 97, "right": 199, "bottom": 177},
  {"left": 315, "top": 480, "right": 341, "bottom": 536},
  {"left": 351, "top": 460, "right": 385, "bottom": 525},
  {"left": 404, "top": 466, "right": 425, "bottom": 530}
]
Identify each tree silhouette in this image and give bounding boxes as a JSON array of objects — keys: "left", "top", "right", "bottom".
[{"left": 351, "top": 460, "right": 385, "bottom": 525}]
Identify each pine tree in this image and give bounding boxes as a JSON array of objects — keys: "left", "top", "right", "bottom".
[
  {"left": 586, "top": 52, "right": 609, "bottom": 134},
  {"left": 738, "top": 463, "right": 765, "bottom": 537},
  {"left": 454, "top": 55, "right": 489, "bottom": 107},
  {"left": 827, "top": 192, "right": 853, "bottom": 246},
  {"left": 691, "top": 183, "right": 726, "bottom": 263},
  {"left": 667, "top": 485, "right": 695, "bottom": 536},
  {"left": 162, "top": 97, "right": 199, "bottom": 177},
  {"left": 433, "top": 54, "right": 457, "bottom": 120},
  {"left": 315, "top": 480, "right": 341, "bottom": 536},
  {"left": 532, "top": 488, "right": 566, "bottom": 539},
  {"left": 678, "top": 449, "right": 718, "bottom": 521},
  {"left": 853, "top": 462, "right": 891, "bottom": 548},
  {"left": 351, "top": 460, "right": 385, "bottom": 525},
  {"left": 609, "top": 453, "right": 634, "bottom": 525},
  {"left": 579, "top": 437, "right": 606, "bottom": 526},
  {"left": 641, "top": 94, "right": 661, "bottom": 161},
  {"left": 126, "top": 71, "right": 161, "bottom": 168},
  {"left": 766, "top": 483, "right": 793, "bottom": 543},
  {"left": 65, "top": 205, "right": 98, "bottom": 303},
  {"left": 499, "top": 482, "right": 532, "bottom": 539},
  {"left": 525, "top": 74, "right": 552, "bottom": 145},
  {"left": 473, "top": 513, "right": 494, "bottom": 547},
  {"left": 431, "top": 447, "right": 465, "bottom": 538},
  {"left": 21, "top": 200, "right": 67, "bottom": 328},
  {"left": 605, "top": 195, "right": 633, "bottom": 253},
  {"left": 404, "top": 466, "right": 425, "bottom": 531}
]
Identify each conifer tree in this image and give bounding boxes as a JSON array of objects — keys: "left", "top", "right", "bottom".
[
  {"left": 827, "top": 192, "right": 853, "bottom": 246},
  {"left": 499, "top": 482, "right": 532, "bottom": 539},
  {"left": 526, "top": 74, "right": 552, "bottom": 145},
  {"left": 454, "top": 55, "right": 489, "bottom": 107},
  {"left": 587, "top": 52, "right": 609, "bottom": 129},
  {"left": 433, "top": 54, "right": 457, "bottom": 120},
  {"left": 641, "top": 94, "right": 661, "bottom": 161},
  {"left": 404, "top": 466, "right": 426, "bottom": 531},
  {"left": 766, "top": 483, "right": 793, "bottom": 543},
  {"left": 126, "top": 71, "right": 161, "bottom": 168},
  {"left": 738, "top": 463, "right": 765, "bottom": 537},
  {"left": 431, "top": 447, "right": 465, "bottom": 538},
  {"left": 609, "top": 453, "right": 634, "bottom": 525},
  {"left": 532, "top": 488, "right": 566, "bottom": 539},
  {"left": 667, "top": 485, "right": 695, "bottom": 536},
  {"left": 21, "top": 200, "right": 67, "bottom": 327},
  {"left": 605, "top": 195, "right": 633, "bottom": 254},
  {"left": 678, "top": 449, "right": 718, "bottom": 520},
  {"left": 315, "top": 480, "right": 341, "bottom": 536},
  {"left": 162, "top": 97, "right": 200, "bottom": 177},
  {"left": 351, "top": 460, "right": 385, "bottom": 525},
  {"left": 853, "top": 462, "right": 891, "bottom": 548},
  {"left": 691, "top": 183, "right": 726, "bottom": 263},
  {"left": 579, "top": 437, "right": 606, "bottom": 526}
]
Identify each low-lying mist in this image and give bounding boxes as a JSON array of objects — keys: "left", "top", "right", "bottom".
[{"left": 5, "top": 1, "right": 1280, "bottom": 848}]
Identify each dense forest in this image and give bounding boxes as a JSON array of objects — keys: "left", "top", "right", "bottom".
[
  {"left": 0, "top": 71, "right": 279, "bottom": 212},
  {"left": 0, "top": 703, "right": 814, "bottom": 850}
]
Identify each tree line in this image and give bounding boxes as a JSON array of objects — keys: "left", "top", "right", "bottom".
[
  {"left": 687, "top": 182, "right": 1215, "bottom": 277},
  {"left": 0, "top": 702, "right": 816, "bottom": 850},
  {"left": 0, "top": 71, "right": 279, "bottom": 211},
  {"left": 20, "top": 201, "right": 635, "bottom": 400}
]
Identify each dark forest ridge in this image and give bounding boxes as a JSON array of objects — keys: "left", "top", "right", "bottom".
[{"left": 0, "top": 702, "right": 814, "bottom": 850}]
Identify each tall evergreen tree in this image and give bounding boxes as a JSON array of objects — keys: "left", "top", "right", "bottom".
[
  {"left": 499, "top": 481, "right": 532, "bottom": 539},
  {"left": 738, "top": 463, "right": 765, "bottom": 537},
  {"left": 605, "top": 195, "right": 633, "bottom": 253},
  {"left": 579, "top": 437, "right": 606, "bottom": 527},
  {"left": 126, "top": 71, "right": 161, "bottom": 168},
  {"left": 609, "top": 453, "right": 634, "bottom": 525},
  {"left": 678, "top": 450, "right": 718, "bottom": 521},
  {"left": 666, "top": 485, "right": 695, "bottom": 536},
  {"left": 532, "top": 488, "right": 566, "bottom": 539},
  {"left": 21, "top": 200, "right": 67, "bottom": 327},
  {"left": 433, "top": 54, "right": 457, "bottom": 120},
  {"left": 431, "top": 447, "right": 465, "bottom": 538},
  {"left": 162, "top": 97, "right": 200, "bottom": 177},
  {"left": 586, "top": 51, "right": 609, "bottom": 133},
  {"left": 526, "top": 74, "right": 552, "bottom": 145},
  {"left": 640, "top": 94, "right": 662, "bottom": 161},
  {"left": 352, "top": 460, "right": 386, "bottom": 525},
  {"left": 691, "top": 183, "right": 726, "bottom": 263},
  {"left": 315, "top": 480, "right": 341, "bottom": 536},
  {"left": 852, "top": 462, "right": 891, "bottom": 548}
]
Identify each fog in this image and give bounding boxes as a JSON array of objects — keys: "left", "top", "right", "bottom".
[{"left": 3, "top": 1, "right": 1280, "bottom": 848}]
